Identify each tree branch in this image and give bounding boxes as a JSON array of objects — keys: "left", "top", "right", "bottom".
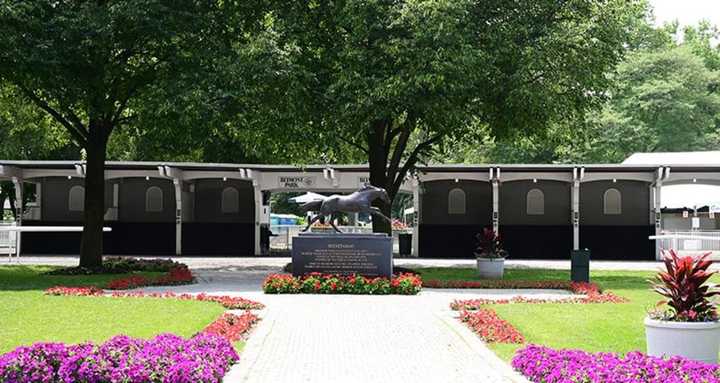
[
  {"left": 19, "top": 86, "right": 89, "bottom": 147},
  {"left": 391, "top": 133, "right": 443, "bottom": 195},
  {"left": 386, "top": 115, "right": 415, "bottom": 182},
  {"left": 339, "top": 134, "right": 369, "bottom": 154}
]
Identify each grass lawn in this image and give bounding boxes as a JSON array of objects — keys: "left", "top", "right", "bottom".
[
  {"left": 0, "top": 265, "right": 225, "bottom": 354},
  {"left": 417, "top": 267, "right": 720, "bottom": 361}
]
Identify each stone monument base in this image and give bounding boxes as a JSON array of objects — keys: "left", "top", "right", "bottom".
[{"left": 291, "top": 233, "right": 393, "bottom": 277}]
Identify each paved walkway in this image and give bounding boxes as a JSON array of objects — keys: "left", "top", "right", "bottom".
[
  {"left": 133, "top": 267, "right": 578, "bottom": 383},
  {"left": 7, "top": 255, "right": 676, "bottom": 271}
]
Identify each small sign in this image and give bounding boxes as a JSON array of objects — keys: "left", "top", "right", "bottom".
[
  {"left": 684, "top": 240, "right": 701, "bottom": 250},
  {"left": 278, "top": 176, "right": 316, "bottom": 189},
  {"left": 692, "top": 217, "right": 700, "bottom": 229},
  {"left": 683, "top": 210, "right": 689, "bottom": 218}
]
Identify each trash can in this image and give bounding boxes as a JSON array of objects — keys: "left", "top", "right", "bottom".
[
  {"left": 398, "top": 233, "right": 412, "bottom": 256},
  {"left": 571, "top": 249, "right": 590, "bottom": 283}
]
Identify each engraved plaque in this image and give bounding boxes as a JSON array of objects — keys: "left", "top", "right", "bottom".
[{"left": 292, "top": 233, "right": 393, "bottom": 277}]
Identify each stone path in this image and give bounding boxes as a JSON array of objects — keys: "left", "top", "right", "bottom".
[{"left": 134, "top": 267, "right": 578, "bottom": 383}]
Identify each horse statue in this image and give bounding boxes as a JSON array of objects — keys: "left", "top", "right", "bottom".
[{"left": 299, "top": 184, "right": 392, "bottom": 233}]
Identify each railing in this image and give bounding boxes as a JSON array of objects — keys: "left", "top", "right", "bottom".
[
  {"left": 0, "top": 222, "right": 17, "bottom": 258},
  {"left": 269, "top": 224, "right": 407, "bottom": 253},
  {"left": 654, "top": 230, "right": 720, "bottom": 254}
]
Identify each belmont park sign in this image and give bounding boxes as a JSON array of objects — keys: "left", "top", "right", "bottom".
[{"left": 278, "top": 176, "right": 316, "bottom": 189}]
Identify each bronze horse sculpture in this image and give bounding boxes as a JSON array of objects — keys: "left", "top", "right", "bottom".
[{"left": 299, "top": 184, "right": 392, "bottom": 233}]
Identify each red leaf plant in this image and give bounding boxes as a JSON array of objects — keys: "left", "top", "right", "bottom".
[
  {"left": 459, "top": 309, "right": 525, "bottom": 343},
  {"left": 650, "top": 250, "right": 720, "bottom": 322},
  {"left": 475, "top": 227, "right": 508, "bottom": 259},
  {"left": 202, "top": 311, "right": 260, "bottom": 342}
]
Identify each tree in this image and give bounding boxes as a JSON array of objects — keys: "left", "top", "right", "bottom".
[
  {"left": 270, "top": 0, "right": 645, "bottom": 233},
  {"left": 0, "top": 83, "right": 79, "bottom": 218},
  {"left": 0, "top": 1, "right": 267, "bottom": 267},
  {"left": 562, "top": 47, "right": 720, "bottom": 163}
]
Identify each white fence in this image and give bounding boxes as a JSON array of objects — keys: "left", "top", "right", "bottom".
[
  {"left": 655, "top": 230, "right": 720, "bottom": 258},
  {"left": 0, "top": 222, "right": 17, "bottom": 258},
  {"left": 270, "top": 224, "right": 405, "bottom": 253}
]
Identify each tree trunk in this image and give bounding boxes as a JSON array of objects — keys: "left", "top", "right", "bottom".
[
  {"left": 79, "top": 121, "right": 110, "bottom": 268},
  {"left": 368, "top": 119, "right": 392, "bottom": 235},
  {"left": 0, "top": 193, "right": 6, "bottom": 220}
]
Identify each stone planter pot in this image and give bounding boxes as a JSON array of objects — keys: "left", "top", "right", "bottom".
[
  {"left": 476, "top": 258, "right": 505, "bottom": 279},
  {"left": 644, "top": 317, "right": 720, "bottom": 364}
]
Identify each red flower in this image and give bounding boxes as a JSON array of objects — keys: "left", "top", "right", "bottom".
[
  {"left": 460, "top": 309, "right": 524, "bottom": 344},
  {"left": 203, "top": 311, "right": 260, "bottom": 342}
]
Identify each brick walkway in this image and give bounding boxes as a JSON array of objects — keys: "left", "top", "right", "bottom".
[{"left": 223, "top": 292, "right": 530, "bottom": 383}]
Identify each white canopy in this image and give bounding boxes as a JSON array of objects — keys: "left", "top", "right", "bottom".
[
  {"left": 623, "top": 151, "right": 720, "bottom": 165},
  {"left": 662, "top": 184, "right": 720, "bottom": 209},
  {"left": 289, "top": 192, "right": 326, "bottom": 204}
]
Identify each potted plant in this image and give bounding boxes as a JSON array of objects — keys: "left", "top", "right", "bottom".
[
  {"left": 645, "top": 250, "right": 720, "bottom": 364},
  {"left": 474, "top": 227, "right": 508, "bottom": 279}
]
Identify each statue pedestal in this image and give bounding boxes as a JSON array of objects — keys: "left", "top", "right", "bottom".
[{"left": 291, "top": 233, "right": 393, "bottom": 277}]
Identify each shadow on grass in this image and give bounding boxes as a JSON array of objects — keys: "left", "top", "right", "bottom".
[{"left": 0, "top": 265, "right": 161, "bottom": 291}]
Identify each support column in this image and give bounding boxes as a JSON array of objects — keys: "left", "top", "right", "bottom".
[
  {"left": 572, "top": 179, "right": 580, "bottom": 250},
  {"left": 11, "top": 177, "right": 22, "bottom": 257},
  {"left": 412, "top": 179, "right": 421, "bottom": 258},
  {"left": 173, "top": 179, "right": 182, "bottom": 256},
  {"left": 492, "top": 175, "right": 500, "bottom": 235},
  {"left": 253, "top": 181, "right": 263, "bottom": 256},
  {"left": 654, "top": 174, "right": 663, "bottom": 260}
]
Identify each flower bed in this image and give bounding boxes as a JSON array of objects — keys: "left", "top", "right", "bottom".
[
  {"left": 105, "top": 265, "right": 195, "bottom": 289},
  {"left": 436, "top": 281, "right": 627, "bottom": 308},
  {"left": 262, "top": 273, "right": 422, "bottom": 295},
  {"left": 0, "top": 333, "right": 238, "bottom": 383},
  {"left": 460, "top": 309, "right": 525, "bottom": 343},
  {"left": 45, "top": 287, "right": 265, "bottom": 310},
  {"left": 45, "top": 257, "right": 188, "bottom": 275},
  {"left": 203, "top": 312, "right": 260, "bottom": 342},
  {"left": 512, "top": 344, "right": 720, "bottom": 383},
  {"left": 450, "top": 290, "right": 626, "bottom": 310}
]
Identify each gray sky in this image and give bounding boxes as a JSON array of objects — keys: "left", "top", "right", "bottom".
[{"left": 650, "top": 0, "right": 720, "bottom": 28}]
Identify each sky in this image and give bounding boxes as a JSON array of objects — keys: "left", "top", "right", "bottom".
[{"left": 650, "top": 0, "right": 720, "bottom": 28}]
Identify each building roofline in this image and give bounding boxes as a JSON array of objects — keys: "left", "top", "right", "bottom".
[{"left": 2, "top": 160, "right": 720, "bottom": 173}]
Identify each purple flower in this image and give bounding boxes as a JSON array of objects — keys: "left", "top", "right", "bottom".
[
  {"left": 0, "top": 334, "right": 239, "bottom": 383},
  {"left": 512, "top": 344, "right": 720, "bottom": 383}
]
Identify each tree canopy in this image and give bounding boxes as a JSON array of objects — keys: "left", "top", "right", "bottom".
[
  {"left": 0, "top": 0, "right": 269, "bottom": 266},
  {"left": 263, "top": 0, "right": 645, "bottom": 231}
]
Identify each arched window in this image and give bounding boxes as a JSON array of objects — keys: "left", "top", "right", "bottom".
[
  {"left": 526, "top": 188, "right": 545, "bottom": 215},
  {"left": 68, "top": 185, "right": 84, "bottom": 212},
  {"left": 603, "top": 188, "right": 622, "bottom": 215},
  {"left": 221, "top": 187, "right": 240, "bottom": 214},
  {"left": 448, "top": 188, "right": 466, "bottom": 215},
  {"left": 145, "top": 186, "right": 163, "bottom": 212}
]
